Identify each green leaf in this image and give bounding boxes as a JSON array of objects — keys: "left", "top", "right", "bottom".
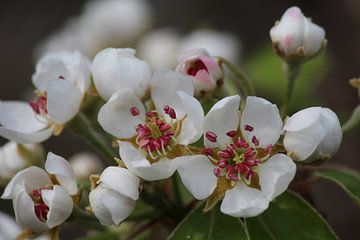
[
  {"left": 316, "top": 168, "right": 360, "bottom": 206},
  {"left": 167, "top": 203, "right": 248, "bottom": 240},
  {"left": 244, "top": 44, "right": 329, "bottom": 111},
  {"left": 246, "top": 191, "right": 338, "bottom": 240}
]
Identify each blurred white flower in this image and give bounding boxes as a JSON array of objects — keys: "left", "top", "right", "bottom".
[
  {"left": 179, "top": 29, "right": 241, "bottom": 63},
  {"left": 137, "top": 29, "right": 181, "bottom": 70},
  {"left": 176, "top": 48, "right": 223, "bottom": 96},
  {"left": 177, "top": 96, "right": 296, "bottom": 217},
  {"left": 270, "top": 6, "right": 326, "bottom": 61},
  {"left": 1, "top": 152, "right": 77, "bottom": 233},
  {"left": 0, "top": 211, "right": 21, "bottom": 240},
  {"left": 89, "top": 167, "right": 139, "bottom": 225},
  {"left": 35, "top": 0, "right": 153, "bottom": 58},
  {"left": 283, "top": 107, "right": 342, "bottom": 162},
  {"left": 0, "top": 141, "right": 44, "bottom": 182},
  {"left": 0, "top": 51, "right": 91, "bottom": 144},
  {"left": 98, "top": 70, "right": 204, "bottom": 181},
  {"left": 69, "top": 152, "right": 104, "bottom": 180}
]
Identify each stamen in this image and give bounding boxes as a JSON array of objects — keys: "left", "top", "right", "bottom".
[
  {"left": 204, "top": 147, "right": 213, "bottom": 156},
  {"left": 58, "top": 75, "right": 65, "bottom": 80},
  {"left": 130, "top": 107, "right": 140, "bottom": 116},
  {"left": 205, "top": 131, "right": 217, "bottom": 142},
  {"left": 252, "top": 136, "right": 260, "bottom": 146},
  {"left": 244, "top": 124, "right": 254, "bottom": 132},
  {"left": 226, "top": 130, "right": 237, "bottom": 138},
  {"left": 164, "top": 105, "right": 177, "bottom": 119}
]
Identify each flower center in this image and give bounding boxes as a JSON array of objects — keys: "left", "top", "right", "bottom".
[
  {"left": 187, "top": 59, "right": 208, "bottom": 76},
  {"left": 30, "top": 187, "right": 52, "bottom": 223},
  {"left": 29, "top": 92, "right": 48, "bottom": 115},
  {"left": 130, "top": 105, "right": 183, "bottom": 160},
  {"left": 205, "top": 125, "right": 272, "bottom": 187}
]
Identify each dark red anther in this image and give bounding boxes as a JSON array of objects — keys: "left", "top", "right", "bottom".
[
  {"left": 252, "top": 136, "right": 260, "bottom": 146},
  {"left": 34, "top": 203, "right": 49, "bottom": 223},
  {"left": 168, "top": 108, "right": 177, "bottom": 119},
  {"left": 226, "top": 130, "right": 237, "bottom": 138},
  {"left": 146, "top": 111, "right": 157, "bottom": 118},
  {"left": 244, "top": 124, "right": 254, "bottom": 132},
  {"left": 234, "top": 138, "right": 248, "bottom": 149},
  {"left": 58, "top": 75, "right": 65, "bottom": 80},
  {"left": 217, "top": 159, "right": 228, "bottom": 169},
  {"left": 265, "top": 144, "right": 273, "bottom": 154},
  {"left": 204, "top": 147, "right": 213, "bottom": 156},
  {"left": 205, "top": 131, "right": 217, "bottom": 142},
  {"left": 163, "top": 105, "right": 170, "bottom": 114},
  {"left": 213, "top": 168, "right": 222, "bottom": 177},
  {"left": 218, "top": 150, "right": 233, "bottom": 159},
  {"left": 130, "top": 107, "right": 140, "bottom": 116},
  {"left": 187, "top": 60, "right": 208, "bottom": 76}
]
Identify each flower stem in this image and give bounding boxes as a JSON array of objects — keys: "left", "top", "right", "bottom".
[
  {"left": 69, "top": 113, "right": 116, "bottom": 165},
  {"left": 172, "top": 173, "right": 184, "bottom": 207},
  {"left": 342, "top": 104, "right": 360, "bottom": 135},
  {"left": 281, "top": 62, "right": 301, "bottom": 118}
]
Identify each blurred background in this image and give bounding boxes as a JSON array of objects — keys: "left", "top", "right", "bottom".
[{"left": 0, "top": 0, "right": 359, "bottom": 239}]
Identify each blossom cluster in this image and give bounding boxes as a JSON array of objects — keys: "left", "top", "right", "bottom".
[{"left": 0, "top": 6, "right": 343, "bottom": 237}]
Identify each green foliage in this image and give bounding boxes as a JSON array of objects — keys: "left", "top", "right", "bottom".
[
  {"left": 167, "top": 203, "right": 248, "bottom": 240},
  {"left": 247, "top": 191, "right": 338, "bottom": 240},
  {"left": 244, "top": 44, "right": 330, "bottom": 112},
  {"left": 316, "top": 168, "right": 360, "bottom": 206}
]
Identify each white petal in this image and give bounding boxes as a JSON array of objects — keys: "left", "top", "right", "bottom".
[
  {"left": 203, "top": 95, "right": 240, "bottom": 148},
  {"left": 89, "top": 184, "right": 135, "bottom": 226},
  {"left": 316, "top": 108, "right": 342, "bottom": 158},
  {"left": 241, "top": 96, "right": 282, "bottom": 148},
  {"left": 1, "top": 166, "right": 51, "bottom": 199},
  {"left": 13, "top": 183, "right": 48, "bottom": 233},
  {"left": 45, "top": 152, "right": 78, "bottom": 195},
  {"left": 283, "top": 107, "right": 322, "bottom": 132},
  {"left": 0, "top": 212, "right": 21, "bottom": 239},
  {"left": 99, "top": 167, "right": 139, "bottom": 201},
  {"left": 0, "top": 127, "right": 53, "bottom": 144},
  {"left": 98, "top": 89, "right": 145, "bottom": 139},
  {"left": 258, "top": 154, "right": 296, "bottom": 200},
  {"left": 118, "top": 141, "right": 178, "bottom": 181},
  {"left": 92, "top": 48, "right": 151, "bottom": 100},
  {"left": 177, "top": 155, "right": 217, "bottom": 200},
  {"left": 0, "top": 101, "right": 48, "bottom": 133},
  {"left": 41, "top": 185, "right": 73, "bottom": 229},
  {"left": 47, "top": 79, "right": 83, "bottom": 125},
  {"left": 151, "top": 69, "right": 194, "bottom": 119},
  {"left": 303, "top": 19, "right": 325, "bottom": 56},
  {"left": 220, "top": 183, "right": 269, "bottom": 218},
  {"left": 176, "top": 91, "right": 204, "bottom": 145}
]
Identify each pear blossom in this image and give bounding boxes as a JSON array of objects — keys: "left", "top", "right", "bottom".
[
  {"left": 270, "top": 6, "right": 326, "bottom": 61},
  {"left": 35, "top": 0, "right": 153, "bottom": 58},
  {"left": 0, "top": 211, "right": 21, "bottom": 240},
  {"left": 137, "top": 29, "right": 181, "bottom": 70},
  {"left": 177, "top": 95, "right": 296, "bottom": 217},
  {"left": 0, "top": 51, "right": 91, "bottom": 144},
  {"left": 89, "top": 167, "right": 139, "bottom": 225},
  {"left": 283, "top": 107, "right": 342, "bottom": 162},
  {"left": 0, "top": 141, "right": 44, "bottom": 181},
  {"left": 1, "top": 152, "right": 77, "bottom": 233},
  {"left": 98, "top": 69, "right": 204, "bottom": 181},
  {"left": 69, "top": 152, "right": 104, "bottom": 179},
  {"left": 179, "top": 29, "right": 241, "bottom": 63},
  {"left": 92, "top": 48, "right": 152, "bottom": 100},
  {"left": 176, "top": 48, "right": 223, "bottom": 96}
]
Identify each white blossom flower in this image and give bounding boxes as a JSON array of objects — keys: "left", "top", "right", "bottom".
[
  {"left": 176, "top": 48, "right": 223, "bottom": 96},
  {"left": 89, "top": 167, "right": 139, "bottom": 226},
  {"left": 98, "top": 69, "right": 204, "bottom": 181},
  {"left": 1, "top": 152, "right": 77, "bottom": 233},
  {"left": 270, "top": 6, "right": 326, "bottom": 60},
  {"left": 137, "top": 29, "right": 181, "bottom": 70},
  {"left": 0, "top": 211, "right": 21, "bottom": 240},
  {"left": 35, "top": 0, "right": 153, "bottom": 58},
  {"left": 179, "top": 29, "right": 241, "bottom": 63},
  {"left": 177, "top": 95, "right": 296, "bottom": 217},
  {"left": 69, "top": 152, "right": 104, "bottom": 179},
  {"left": 92, "top": 48, "right": 152, "bottom": 100},
  {"left": 0, "top": 141, "right": 44, "bottom": 181},
  {"left": 0, "top": 51, "right": 91, "bottom": 144},
  {"left": 283, "top": 107, "right": 342, "bottom": 162}
]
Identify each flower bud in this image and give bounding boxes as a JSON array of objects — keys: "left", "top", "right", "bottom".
[
  {"left": 283, "top": 107, "right": 342, "bottom": 162},
  {"left": 270, "top": 6, "right": 326, "bottom": 62},
  {"left": 69, "top": 152, "right": 104, "bottom": 180},
  {"left": 0, "top": 141, "right": 44, "bottom": 182},
  {"left": 92, "top": 48, "right": 151, "bottom": 100},
  {"left": 176, "top": 48, "right": 223, "bottom": 96},
  {"left": 89, "top": 167, "right": 139, "bottom": 225}
]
